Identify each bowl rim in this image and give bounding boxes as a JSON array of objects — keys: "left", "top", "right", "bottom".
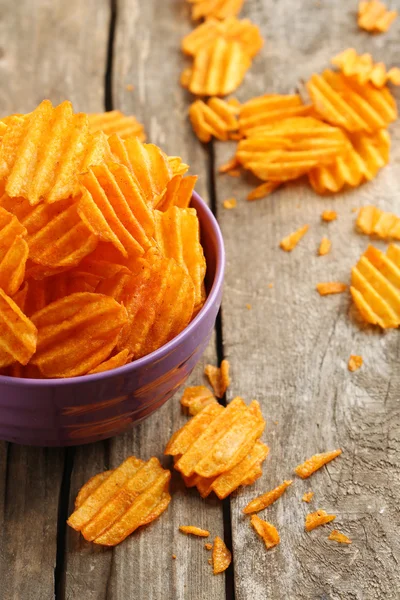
[{"left": 0, "top": 191, "right": 225, "bottom": 388}]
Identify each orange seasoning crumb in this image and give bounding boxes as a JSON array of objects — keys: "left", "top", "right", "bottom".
[
  {"left": 245, "top": 303, "right": 252, "bottom": 310},
  {"left": 126, "top": 84, "right": 134, "bottom": 91},
  {"left": 268, "top": 283, "right": 274, "bottom": 289},
  {"left": 243, "top": 480, "right": 293, "bottom": 514},
  {"left": 302, "top": 491, "right": 314, "bottom": 503},
  {"left": 295, "top": 449, "right": 342, "bottom": 479},
  {"left": 316, "top": 282, "right": 347, "bottom": 296},
  {"left": 321, "top": 210, "right": 337, "bottom": 222},
  {"left": 179, "top": 526, "right": 210, "bottom": 537},
  {"left": 328, "top": 530, "right": 352, "bottom": 544},
  {"left": 204, "top": 360, "right": 230, "bottom": 398},
  {"left": 305, "top": 509, "right": 336, "bottom": 532},
  {"left": 318, "top": 238, "right": 331, "bottom": 256},
  {"left": 172, "top": 554, "right": 177, "bottom": 559},
  {"left": 348, "top": 355, "right": 363, "bottom": 372},
  {"left": 223, "top": 198, "right": 237, "bottom": 209},
  {"left": 212, "top": 537, "right": 232, "bottom": 574},
  {"left": 205, "top": 542, "right": 213, "bottom": 550},
  {"left": 280, "top": 225, "right": 309, "bottom": 252},
  {"left": 250, "top": 515, "right": 280, "bottom": 549}
]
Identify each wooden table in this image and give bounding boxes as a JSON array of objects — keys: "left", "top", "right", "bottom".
[{"left": 0, "top": 1, "right": 399, "bottom": 598}]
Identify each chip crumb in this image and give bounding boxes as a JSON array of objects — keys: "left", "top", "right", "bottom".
[
  {"left": 348, "top": 355, "right": 363, "bottom": 372},
  {"left": 280, "top": 225, "right": 309, "bottom": 252},
  {"left": 204, "top": 360, "right": 230, "bottom": 398},
  {"left": 250, "top": 515, "right": 280, "bottom": 549},
  {"left": 223, "top": 198, "right": 237, "bottom": 209},
  {"left": 321, "top": 210, "right": 337, "bottom": 222},
  {"left": 268, "top": 283, "right": 274, "bottom": 289},
  {"left": 247, "top": 181, "right": 280, "bottom": 201},
  {"left": 126, "top": 84, "right": 134, "bottom": 91},
  {"left": 245, "top": 303, "right": 252, "bottom": 310},
  {"left": 172, "top": 554, "right": 177, "bottom": 559},
  {"left": 179, "top": 525, "right": 210, "bottom": 537},
  {"left": 208, "top": 558, "right": 212, "bottom": 565},
  {"left": 295, "top": 449, "right": 342, "bottom": 479},
  {"left": 352, "top": 207, "right": 358, "bottom": 213},
  {"left": 205, "top": 543, "right": 213, "bottom": 550},
  {"left": 305, "top": 509, "right": 336, "bottom": 532},
  {"left": 302, "top": 491, "right": 314, "bottom": 503},
  {"left": 316, "top": 282, "right": 347, "bottom": 296},
  {"left": 318, "top": 238, "right": 331, "bottom": 256},
  {"left": 328, "top": 530, "right": 352, "bottom": 544},
  {"left": 180, "top": 386, "right": 217, "bottom": 415},
  {"left": 243, "top": 480, "right": 292, "bottom": 514},
  {"left": 212, "top": 537, "right": 232, "bottom": 574}
]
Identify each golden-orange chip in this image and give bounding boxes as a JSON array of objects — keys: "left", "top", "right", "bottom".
[
  {"left": 358, "top": 0, "right": 397, "bottom": 32},
  {"left": 321, "top": 210, "right": 337, "bottom": 222},
  {"left": 179, "top": 525, "right": 210, "bottom": 537},
  {"left": 280, "top": 225, "right": 309, "bottom": 252},
  {"left": 302, "top": 491, "right": 314, "bottom": 503},
  {"left": 88, "top": 110, "right": 146, "bottom": 141},
  {"left": 204, "top": 359, "right": 230, "bottom": 398},
  {"left": 0, "top": 288, "right": 37, "bottom": 368},
  {"left": 332, "top": 48, "right": 400, "bottom": 88},
  {"left": 328, "top": 530, "right": 352, "bottom": 544},
  {"left": 305, "top": 509, "right": 336, "bottom": 532},
  {"left": 348, "top": 355, "right": 363, "bottom": 372},
  {"left": 87, "top": 349, "right": 131, "bottom": 375},
  {"left": 189, "top": 98, "right": 239, "bottom": 142},
  {"left": 212, "top": 536, "right": 231, "bottom": 574},
  {"left": 239, "top": 94, "right": 313, "bottom": 136},
  {"left": 155, "top": 174, "right": 198, "bottom": 212},
  {"left": 68, "top": 456, "right": 171, "bottom": 546},
  {"left": 243, "top": 480, "right": 292, "bottom": 514},
  {"left": 316, "top": 282, "right": 347, "bottom": 296},
  {"left": 295, "top": 449, "right": 342, "bottom": 479},
  {"left": 180, "top": 386, "right": 218, "bottom": 415},
  {"left": 250, "top": 515, "right": 280, "bottom": 550},
  {"left": 0, "top": 206, "right": 28, "bottom": 296},
  {"left": 188, "top": 0, "right": 244, "bottom": 20},
  {"left": 318, "top": 238, "right": 331, "bottom": 256},
  {"left": 357, "top": 205, "right": 400, "bottom": 240}
]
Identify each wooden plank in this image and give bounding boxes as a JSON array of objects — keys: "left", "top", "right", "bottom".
[
  {"left": 214, "top": 1, "right": 400, "bottom": 598},
  {"left": 64, "top": 2, "right": 225, "bottom": 599},
  {"left": 0, "top": 1, "right": 110, "bottom": 599}
]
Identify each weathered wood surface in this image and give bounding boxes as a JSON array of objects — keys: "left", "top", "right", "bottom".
[{"left": 215, "top": 1, "right": 400, "bottom": 599}]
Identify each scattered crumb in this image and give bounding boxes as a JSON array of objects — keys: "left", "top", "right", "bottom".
[
  {"left": 318, "top": 238, "right": 331, "bottom": 256},
  {"left": 179, "top": 526, "right": 210, "bottom": 537},
  {"left": 126, "top": 84, "right": 134, "bottom": 91},
  {"left": 172, "top": 554, "right": 177, "bottom": 559},
  {"left": 328, "top": 530, "right": 352, "bottom": 544},
  {"left": 208, "top": 558, "right": 212, "bottom": 565},
  {"left": 302, "top": 491, "right": 314, "bottom": 503},
  {"left": 245, "top": 303, "right": 252, "bottom": 310},
  {"left": 268, "top": 282, "right": 274, "bottom": 289},
  {"left": 316, "top": 282, "right": 347, "bottom": 296},
  {"left": 348, "top": 355, "right": 363, "bottom": 372},
  {"left": 204, "top": 360, "right": 230, "bottom": 398},
  {"left": 247, "top": 181, "right": 280, "bottom": 201},
  {"left": 296, "top": 204, "right": 301, "bottom": 209},
  {"left": 227, "top": 169, "right": 241, "bottom": 177},
  {"left": 280, "top": 225, "right": 309, "bottom": 251},
  {"left": 223, "top": 198, "right": 237, "bottom": 209},
  {"left": 321, "top": 210, "right": 337, "bottom": 222},
  {"left": 205, "top": 543, "right": 213, "bottom": 550},
  {"left": 305, "top": 509, "right": 336, "bottom": 531},
  {"left": 295, "top": 449, "right": 342, "bottom": 479},
  {"left": 274, "top": 420, "right": 278, "bottom": 425}
]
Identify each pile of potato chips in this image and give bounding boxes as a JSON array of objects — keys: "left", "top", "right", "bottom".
[{"left": 0, "top": 100, "right": 206, "bottom": 378}]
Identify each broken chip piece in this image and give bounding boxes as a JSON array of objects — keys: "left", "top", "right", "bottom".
[
  {"left": 280, "top": 225, "right": 309, "bottom": 252},
  {"left": 305, "top": 509, "right": 336, "bottom": 532},
  {"left": 212, "top": 536, "right": 232, "bottom": 574},
  {"left": 328, "top": 529, "right": 352, "bottom": 544},
  {"left": 204, "top": 359, "right": 230, "bottom": 398},
  {"left": 348, "top": 355, "right": 363, "bottom": 372},
  {"left": 358, "top": 0, "right": 397, "bottom": 33},
  {"left": 356, "top": 205, "right": 400, "bottom": 240},
  {"left": 332, "top": 48, "right": 400, "bottom": 88},
  {"left": 250, "top": 515, "right": 280, "bottom": 549},
  {"left": 179, "top": 525, "right": 210, "bottom": 537},
  {"left": 180, "top": 386, "right": 218, "bottom": 415},
  {"left": 243, "top": 480, "right": 292, "bottom": 514},
  {"left": 295, "top": 449, "right": 342, "bottom": 479},
  {"left": 318, "top": 238, "right": 331, "bottom": 256},
  {"left": 316, "top": 282, "right": 347, "bottom": 296},
  {"left": 302, "top": 491, "right": 314, "bottom": 503}
]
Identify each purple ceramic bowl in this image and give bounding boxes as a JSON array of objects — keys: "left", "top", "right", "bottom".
[{"left": 0, "top": 192, "right": 225, "bottom": 447}]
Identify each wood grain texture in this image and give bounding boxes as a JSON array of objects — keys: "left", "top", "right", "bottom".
[{"left": 214, "top": 1, "right": 400, "bottom": 599}]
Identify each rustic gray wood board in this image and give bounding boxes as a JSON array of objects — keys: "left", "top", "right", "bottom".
[
  {"left": 0, "top": 1, "right": 111, "bottom": 599},
  {"left": 214, "top": 1, "right": 400, "bottom": 599}
]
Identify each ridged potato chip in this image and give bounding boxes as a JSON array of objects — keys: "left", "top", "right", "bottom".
[
  {"left": 88, "top": 110, "right": 146, "bottom": 141},
  {"left": 0, "top": 288, "right": 37, "bottom": 368},
  {"left": 358, "top": 0, "right": 397, "bottom": 32},
  {"left": 188, "top": 0, "right": 244, "bottom": 20},
  {"left": 356, "top": 205, "right": 400, "bottom": 240},
  {"left": 87, "top": 349, "right": 131, "bottom": 375},
  {"left": 31, "top": 292, "right": 129, "bottom": 378},
  {"left": 332, "top": 48, "right": 400, "bottom": 88},
  {"left": 189, "top": 98, "right": 239, "bottom": 142},
  {"left": 180, "top": 385, "right": 218, "bottom": 415},
  {"left": 239, "top": 94, "right": 313, "bottom": 136},
  {"left": 0, "top": 206, "right": 28, "bottom": 296},
  {"left": 154, "top": 174, "right": 198, "bottom": 211}
]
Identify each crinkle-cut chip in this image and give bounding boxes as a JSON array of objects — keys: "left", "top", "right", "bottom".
[
  {"left": 348, "top": 354, "right": 363, "bottom": 372},
  {"left": 188, "top": 0, "right": 244, "bottom": 20},
  {"left": 189, "top": 98, "right": 239, "bottom": 142},
  {"left": 212, "top": 536, "right": 231, "bottom": 574},
  {"left": 321, "top": 210, "right": 337, "bottom": 222},
  {"left": 168, "top": 156, "right": 190, "bottom": 177},
  {"left": 155, "top": 175, "right": 197, "bottom": 212},
  {"left": 6, "top": 362, "right": 41, "bottom": 379},
  {"left": 243, "top": 480, "right": 292, "bottom": 514},
  {"left": 165, "top": 403, "right": 224, "bottom": 456},
  {"left": 302, "top": 491, "right": 314, "bottom": 503},
  {"left": 108, "top": 135, "right": 172, "bottom": 206},
  {"left": 12, "top": 281, "right": 29, "bottom": 312},
  {"left": 0, "top": 206, "right": 28, "bottom": 296},
  {"left": 204, "top": 359, "right": 230, "bottom": 398},
  {"left": 0, "top": 288, "right": 37, "bottom": 368},
  {"left": 79, "top": 161, "right": 155, "bottom": 258},
  {"left": 328, "top": 530, "right": 352, "bottom": 544},
  {"left": 309, "top": 129, "right": 390, "bottom": 194},
  {"left": 295, "top": 449, "right": 342, "bottom": 479},
  {"left": 30, "top": 292, "right": 128, "bottom": 378},
  {"left": 181, "top": 17, "right": 264, "bottom": 59},
  {"left": 87, "top": 349, "right": 131, "bottom": 375},
  {"left": 250, "top": 515, "right": 280, "bottom": 549},
  {"left": 357, "top": 205, "right": 400, "bottom": 240},
  {"left": 223, "top": 198, "right": 237, "bottom": 209},
  {"left": 305, "top": 509, "right": 336, "bottom": 532},
  {"left": 358, "top": 0, "right": 397, "bottom": 32},
  {"left": 318, "top": 237, "right": 331, "bottom": 256},
  {"left": 88, "top": 110, "right": 146, "bottom": 141},
  {"left": 247, "top": 181, "right": 281, "bottom": 201},
  {"left": 0, "top": 100, "right": 109, "bottom": 205},
  {"left": 306, "top": 70, "right": 397, "bottom": 133},
  {"left": 316, "top": 282, "right": 347, "bottom": 296},
  {"left": 179, "top": 525, "right": 210, "bottom": 537},
  {"left": 68, "top": 456, "right": 171, "bottom": 546},
  {"left": 280, "top": 225, "right": 309, "bottom": 252},
  {"left": 180, "top": 385, "right": 218, "bottom": 415},
  {"left": 116, "top": 256, "right": 195, "bottom": 359},
  {"left": 154, "top": 206, "right": 206, "bottom": 310},
  {"left": 350, "top": 244, "right": 400, "bottom": 328},
  {"left": 183, "top": 38, "right": 252, "bottom": 97},
  {"left": 332, "top": 48, "right": 400, "bottom": 88},
  {"left": 0, "top": 194, "right": 99, "bottom": 268},
  {"left": 239, "top": 94, "right": 313, "bottom": 136}
]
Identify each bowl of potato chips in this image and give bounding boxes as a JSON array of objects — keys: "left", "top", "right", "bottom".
[{"left": 0, "top": 100, "right": 224, "bottom": 446}]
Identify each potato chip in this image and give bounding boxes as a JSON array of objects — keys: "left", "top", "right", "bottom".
[
  {"left": 88, "top": 110, "right": 146, "bottom": 141},
  {"left": 188, "top": 0, "right": 244, "bottom": 20},
  {"left": 87, "top": 349, "right": 131, "bottom": 375},
  {"left": 250, "top": 515, "right": 280, "bottom": 550},
  {"left": 243, "top": 480, "right": 292, "bottom": 514},
  {"left": 321, "top": 210, "right": 337, "bottom": 222},
  {"left": 247, "top": 181, "right": 281, "bottom": 201},
  {"left": 179, "top": 525, "right": 210, "bottom": 537},
  {"left": 302, "top": 491, "right": 314, "bottom": 503},
  {"left": 280, "top": 225, "right": 309, "bottom": 252},
  {"left": 223, "top": 198, "right": 237, "bottom": 209},
  {"left": 358, "top": 0, "right": 397, "bottom": 32},
  {"left": 316, "top": 282, "right": 347, "bottom": 296},
  {"left": 204, "top": 359, "right": 230, "bottom": 398},
  {"left": 212, "top": 536, "right": 231, "bottom": 574},
  {"left": 350, "top": 244, "right": 400, "bottom": 328},
  {"left": 168, "top": 156, "right": 190, "bottom": 177},
  {"left": 307, "top": 70, "right": 397, "bottom": 133},
  {"left": 189, "top": 98, "right": 239, "bottom": 142},
  {"left": 318, "top": 238, "right": 331, "bottom": 256},
  {"left": 332, "top": 48, "right": 400, "bottom": 88},
  {"left": 0, "top": 206, "right": 28, "bottom": 296},
  {"left": 309, "top": 129, "right": 390, "bottom": 194},
  {"left": 0, "top": 288, "right": 37, "bottom": 368},
  {"left": 75, "top": 471, "right": 113, "bottom": 509},
  {"left": 180, "top": 385, "right": 218, "bottom": 415},
  {"left": 0, "top": 101, "right": 109, "bottom": 205},
  {"left": 154, "top": 206, "right": 206, "bottom": 310},
  {"left": 155, "top": 174, "right": 198, "bottom": 212},
  {"left": 295, "top": 449, "right": 342, "bottom": 479},
  {"left": 348, "top": 355, "right": 363, "bottom": 372},
  {"left": 305, "top": 509, "right": 336, "bottom": 532},
  {"left": 30, "top": 292, "right": 128, "bottom": 378},
  {"left": 328, "top": 530, "right": 352, "bottom": 544},
  {"left": 239, "top": 94, "right": 313, "bottom": 136},
  {"left": 357, "top": 205, "right": 400, "bottom": 240},
  {"left": 68, "top": 456, "right": 171, "bottom": 546}
]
